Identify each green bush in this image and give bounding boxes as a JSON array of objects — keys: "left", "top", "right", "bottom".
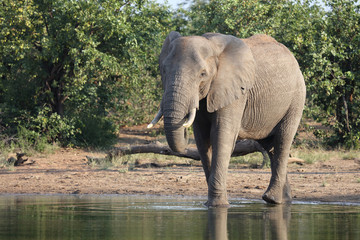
[
  {"left": 74, "top": 113, "right": 117, "bottom": 149},
  {"left": 0, "top": 0, "right": 173, "bottom": 149},
  {"left": 17, "top": 126, "right": 44, "bottom": 152}
]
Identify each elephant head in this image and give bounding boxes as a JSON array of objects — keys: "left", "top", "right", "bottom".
[{"left": 149, "top": 31, "right": 256, "bottom": 153}]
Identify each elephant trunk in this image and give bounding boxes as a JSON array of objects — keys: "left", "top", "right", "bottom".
[
  {"left": 162, "top": 83, "right": 198, "bottom": 153},
  {"left": 164, "top": 120, "right": 188, "bottom": 153}
]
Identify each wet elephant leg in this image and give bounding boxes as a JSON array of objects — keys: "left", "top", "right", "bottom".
[
  {"left": 206, "top": 110, "right": 242, "bottom": 207},
  {"left": 206, "top": 130, "right": 235, "bottom": 207}
]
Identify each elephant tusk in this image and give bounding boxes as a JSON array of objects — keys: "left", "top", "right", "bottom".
[
  {"left": 147, "top": 110, "right": 163, "bottom": 129},
  {"left": 183, "top": 108, "right": 196, "bottom": 128}
]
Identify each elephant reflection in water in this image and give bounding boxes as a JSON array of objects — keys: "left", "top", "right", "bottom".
[
  {"left": 263, "top": 204, "right": 291, "bottom": 240},
  {"left": 206, "top": 204, "right": 291, "bottom": 240},
  {"left": 207, "top": 208, "right": 229, "bottom": 240}
]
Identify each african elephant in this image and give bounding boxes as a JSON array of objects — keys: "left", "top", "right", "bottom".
[{"left": 148, "top": 31, "right": 306, "bottom": 207}]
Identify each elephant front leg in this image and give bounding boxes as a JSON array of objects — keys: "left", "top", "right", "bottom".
[
  {"left": 193, "top": 104, "right": 212, "bottom": 183},
  {"left": 206, "top": 126, "right": 237, "bottom": 208}
]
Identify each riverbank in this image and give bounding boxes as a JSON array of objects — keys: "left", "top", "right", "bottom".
[
  {"left": 1, "top": 148, "right": 359, "bottom": 203},
  {"left": 0, "top": 125, "right": 359, "bottom": 203}
]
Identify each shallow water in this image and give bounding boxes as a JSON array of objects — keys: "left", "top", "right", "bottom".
[{"left": 0, "top": 195, "right": 359, "bottom": 240}]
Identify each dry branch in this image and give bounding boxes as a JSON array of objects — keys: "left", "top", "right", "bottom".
[
  {"left": 106, "top": 139, "right": 303, "bottom": 168},
  {"left": 108, "top": 141, "right": 201, "bottom": 160},
  {"left": 108, "top": 139, "right": 270, "bottom": 165}
]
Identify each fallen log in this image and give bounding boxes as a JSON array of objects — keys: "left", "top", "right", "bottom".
[
  {"left": 233, "top": 139, "right": 270, "bottom": 168},
  {"left": 104, "top": 139, "right": 304, "bottom": 168},
  {"left": 108, "top": 141, "right": 201, "bottom": 160},
  {"left": 108, "top": 139, "right": 270, "bottom": 166}
]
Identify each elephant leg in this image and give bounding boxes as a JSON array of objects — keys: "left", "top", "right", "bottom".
[
  {"left": 260, "top": 135, "right": 291, "bottom": 204},
  {"left": 206, "top": 125, "right": 237, "bottom": 207},
  {"left": 193, "top": 112, "right": 212, "bottom": 183},
  {"left": 261, "top": 112, "right": 300, "bottom": 204},
  {"left": 205, "top": 108, "right": 241, "bottom": 207}
]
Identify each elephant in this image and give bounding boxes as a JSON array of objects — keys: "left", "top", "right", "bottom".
[{"left": 148, "top": 31, "right": 306, "bottom": 207}]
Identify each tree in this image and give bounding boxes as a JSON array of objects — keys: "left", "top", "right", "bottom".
[
  {"left": 312, "top": 0, "right": 360, "bottom": 148},
  {"left": 0, "top": 0, "right": 173, "bottom": 147}
]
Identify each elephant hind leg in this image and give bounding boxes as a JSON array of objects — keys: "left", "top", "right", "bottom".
[
  {"left": 282, "top": 175, "right": 292, "bottom": 202},
  {"left": 258, "top": 137, "right": 288, "bottom": 204},
  {"left": 260, "top": 111, "right": 300, "bottom": 204},
  {"left": 262, "top": 173, "right": 292, "bottom": 204},
  {"left": 261, "top": 147, "right": 292, "bottom": 204}
]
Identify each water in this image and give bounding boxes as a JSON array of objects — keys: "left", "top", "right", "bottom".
[{"left": 0, "top": 195, "right": 359, "bottom": 240}]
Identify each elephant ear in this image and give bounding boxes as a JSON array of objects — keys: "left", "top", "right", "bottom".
[
  {"left": 203, "top": 33, "right": 256, "bottom": 112},
  {"left": 159, "top": 31, "right": 181, "bottom": 84}
]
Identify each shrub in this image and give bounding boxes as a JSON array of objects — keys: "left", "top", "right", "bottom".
[{"left": 74, "top": 113, "right": 117, "bottom": 149}]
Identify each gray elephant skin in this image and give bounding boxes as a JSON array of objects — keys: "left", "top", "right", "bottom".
[{"left": 149, "top": 31, "right": 306, "bottom": 207}]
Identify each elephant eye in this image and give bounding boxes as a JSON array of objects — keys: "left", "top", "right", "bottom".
[{"left": 200, "top": 70, "right": 207, "bottom": 77}]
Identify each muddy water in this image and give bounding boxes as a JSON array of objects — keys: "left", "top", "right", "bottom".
[{"left": 0, "top": 195, "right": 359, "bottom": 240}]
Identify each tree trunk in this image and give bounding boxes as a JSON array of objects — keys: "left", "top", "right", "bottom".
[
  {"left": 108, "top": 141, "right": 200, "bottom": 160},
  {"left": 108, "top": 139, "right": 270, "bottom": 164},
  {"left": 106, "top": 140, "right": 302, "bottom": 167}
]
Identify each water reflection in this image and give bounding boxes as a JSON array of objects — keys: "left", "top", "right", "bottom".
[
  {"left": 207, "top": 208, "right": 229, "bottom": 240},
  {"left": 263, "top": 204, "right": 290, "bottom": 240},
  {"left": 0, "top": 195, "right": 359, "bottom": 240},
  {"left": 207, "top": 204, "right": 291, "bottom": 240}
]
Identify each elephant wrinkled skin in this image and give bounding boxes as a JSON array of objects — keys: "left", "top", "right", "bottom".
[{"left": 150, "top": 32, "right": 306, "bottom": 207}]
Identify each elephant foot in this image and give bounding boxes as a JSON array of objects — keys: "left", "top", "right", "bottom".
[
  {"left": 205, "top": 197, "right": 230, "bottom": 208},
  {"left": 262, "top": 192, "right": 282, "bottom": 204},
  {"left": 262, "top": 182, "right": 292, "bottom": 204}
]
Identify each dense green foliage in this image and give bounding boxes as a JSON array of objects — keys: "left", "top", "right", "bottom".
[
  {"left": 0, "top": 0, "right": 172, "bottom": 148},
  {"left": 1, "top": 0, "right": 359, "bottom": 150}
]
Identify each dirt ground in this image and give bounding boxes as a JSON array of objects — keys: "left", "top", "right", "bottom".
[{"left": 1, "top": 125, "right": 359, "bottom": 204}]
